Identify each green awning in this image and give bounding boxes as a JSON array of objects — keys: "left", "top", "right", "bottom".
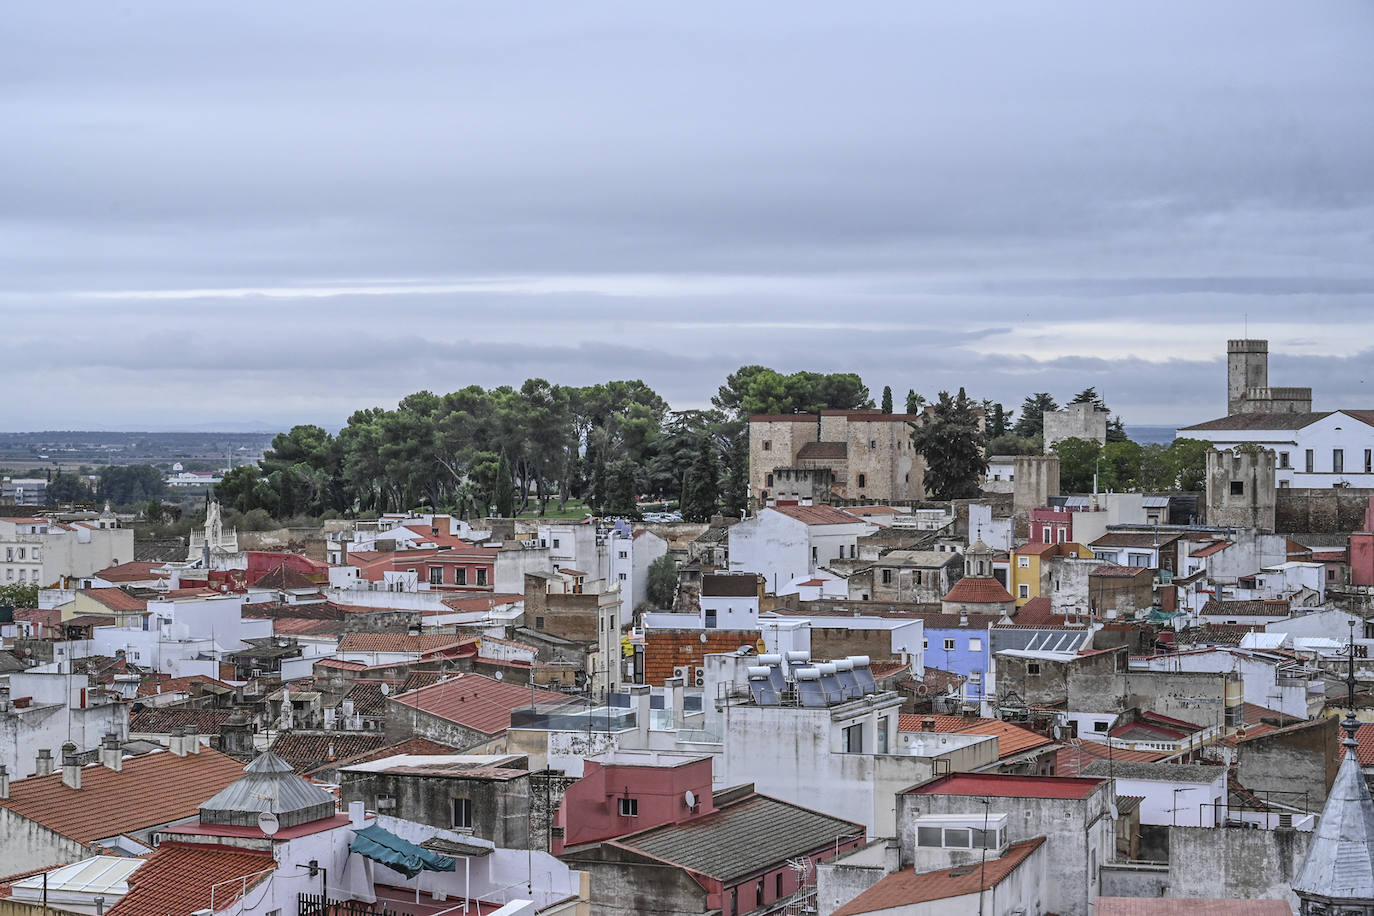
[{"left": 350, "top": 824, "right": 456, "bottom": 878}]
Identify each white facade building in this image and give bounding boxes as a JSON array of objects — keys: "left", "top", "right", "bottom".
[
  {"left": 0, "top": 515, "right": 133, "bottom": 587},
  {"left": 728, "top": 505, "right": 875, "bottom": 593},
  {"left": 1179, "top": 409, "right": 1374, "bottom": 489}
]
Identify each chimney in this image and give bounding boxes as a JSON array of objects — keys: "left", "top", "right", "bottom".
[
  {"left": 100, "top": 733, "right": 123, "bottom": 772},
  {"left": 667, "top": 676, "right": 686, "bottom": 731},
  {"left": 185, "top": 725, "right": 200, "bottom": 754},
  {"left": 922, "top": 717, "right": 936, "bottom": 732},
  {"left": 0, "top": 765, "right": 9, "bottom": 799},
  {"left": 35, "top": 748, "right": 53, "bottom": 777},
  {"left": 170, "top": 726, "right": 188, "bottom": 757},
  {"left": 61, "top": 743, "right": 81, "bottom": 790},
  {"left": 630, "top": 684, "right": 651, "bottom": 745},
  {"left": 349, "top": 800, "right": 366, "bottom": 828},
  {"left": 959, "top": 610, "right": 969, "bottom": 627}
]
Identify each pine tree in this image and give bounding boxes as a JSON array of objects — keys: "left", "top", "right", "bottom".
[
  {"left": 910, "top": 388, "right": 988, "bottom": 500},
  {"left": 1014, "top": 393, "right": 1058, "bottom": 438},
  {"left": 680, "top": 438, "right": 720, "bottom": 522},
  {"left": 881, "top": 386, "right": 894, "bottom": 414}
]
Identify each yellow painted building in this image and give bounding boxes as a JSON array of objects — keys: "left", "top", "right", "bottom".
[{"left": 1010, "top": 541, "right": 1093, "bottom": 606}]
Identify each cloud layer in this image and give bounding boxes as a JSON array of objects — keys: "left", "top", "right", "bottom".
[{"left": 4, "top": 1, "right": 1372, "bottom": 429}]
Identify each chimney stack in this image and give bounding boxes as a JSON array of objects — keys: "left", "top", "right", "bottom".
[
  {"left": 630, "top": 684, "right": 651, "bottom": 744},
  {"left": 61, "top": 742, "right": 81, "bottom": 790},
  {"left": 185, "top": 725, "right": 200, "bottom": 754},
  {"left": 349, "top": 800, "right": 366, "bottom": 828},
  {"left": 100, "top": 733, "right": 123, "bottom": 772},
  {"left": 0, "top": 765, "right": 9, "bottom": 799},
  {"left": 667, "top": 675, "right": 686, "bottom": 731},
  {"left": 35, "top": 748, "right": 53, "bottom": 777},
  {"left": 170, "top": 726, "right": 188, "bottom": 757}
]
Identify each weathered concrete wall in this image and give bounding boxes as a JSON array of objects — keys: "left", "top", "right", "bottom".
[
  {"left": 1235, "top": 716, "right": 1340, "bottom": 808},
  {"left": 811, "top": 626, "right": 895, "bottom": 661},
  {"left": 816, "top": 840, "right": 899, "bottom": 916},
  {"left": 1100, "top": 862, "right": 1170, "bottom": 897},
  {"left": 562, "top": 848, "right": 709, "bottom": 916},
  {"left": 530, "top": 771, "right": 579, "bottom": 852},
  {"left": 1044, "top": 404, "right": 1108, "bottom": 453},
  {"left": 383, "top": 701, "right": 492, "bottom": 750},
  {"left": 1168, "top": 825, "right": 1309, "bottom": 908},
  {"left": 1119, "top": 670, "right": 1229, "bottom": 728},
  {"left": 1276, "top": 487, "right": 1374, "bottom": 534},
  {"left": 0, "top": 808, "right": 89, "bottom": 873},
  {"left": 340, "top": 769, "right": 532, "bottom": 848},
  {"left": 1014, "top": 456, "right": 1061, "bottom": 515}
]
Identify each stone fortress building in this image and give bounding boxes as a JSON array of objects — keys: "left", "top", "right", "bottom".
[
  {"left": 750, "top": 409, "right": 964, "bottom": 508},
  {"left": 1043, "top": 402, "right": 1108, "bottom": 453}
]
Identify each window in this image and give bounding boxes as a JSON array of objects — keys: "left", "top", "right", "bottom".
[
  {"left": 1334, "top": 449, "right": 1345, "bottom": 473},
  {"left": 1027, "top": 662, "right": 1041, "bottom": 675},
  {"left": 535, "top": 616, "right": 545, "bottom": 630},
  {"left": 1230, "top": 480, "right": 1244, "bottom": 496},
  {"left": 857, "top": 473, "right": 866, "bottom": 488},
  {"left": 1093, "top": 720, "right": 1109, "bottom": 732},
  {"left": 31, "top": 547, "right": 39, "bottom": 560},
  {"left": 869, "top": 439, "right": 877, "bottom": 449},
  {"left": 776, "top": 873, "right": 784, "bottom": 899},
  {"left": 618, "top": 797, "right": 638, "bottom": 817},
  {"left": 969, "top": 637, "right": 982, "bottom": 652},
  {"left": 762, "top": 440, "right": 772, "bottom": 451},
  {"left": 15, "top": 548, "right": 22, "bottom": 560},
  {"left": 452, "top": 797, "right": 473, "bottom": 828},
  {"left": 618, "top": 572, "right": 627, "bottom": 581},
  {"left": 812, "top": 546, "right": 818, "bottom": 562},
  {"left": 552, "top": 538, "right": 560, "bottom": 549},
  {"left": 1056, "top": 528, "right": 1066, "bottom": 543},
  {"left": 765, "top": 473, "right": 773, "bottom": 488},
  {"left": 377, "top": 794, "right": 396, "bottom": 811},
  {"left": 455, "top": 567, "right": 467, "bottom": 585},
  {"left": 943, "top": 638, "right": 955, "bottom": 651},
  {"left": 1018, "top": 556, "right": 1030, "bottom": 568},
  {"left": 1042, "top": 528, "right": 1051, "bottom": 543},
  {"left": 705, "top": 609, "right": 717, "bottom": 628},
  {"left": 968, "top": 671, "right": 982, "bottom": 686},
  {"left": 1128, "top": 553, "right": 1151, "bottom": 567},
  {"left": 1306, "top": 449, "right": 1315, "bottom": 473},
  {"left": 881, "top": 569, "right": 893, "bottom": 585},
  {"left": 476, "top": 568, "right": 487, "bottom": 586},
  {"left": 1279, "top": 451, "right": 1291, "bottom": 468},
  {"left": 1279, "top": 480, "right": 1290, "bottom": 489},
  {"left": 1018, "top": 584, "right": 1030, "bottom": 598},
  {"left": 850, "top": 545, "right": 856, "bottom": 558},
  {"left": 843, "top": 723, "right": 864, "bottom": 753},
  {"left": 429, "top": 567, "right": 444, "bottom": 585},
  {"left": 3, "top": 548, "right": 9, "bottom": 561},
  {"left": 877, "top": 716, "right": 889, "bottom": 754}
]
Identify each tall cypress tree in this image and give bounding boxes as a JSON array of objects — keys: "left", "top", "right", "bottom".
[
  {"left": 881, "top": 386, "right": 894, "bottom": 414},
  {"left": 494, "top": 452, "right": 516, "bottom": 517}
]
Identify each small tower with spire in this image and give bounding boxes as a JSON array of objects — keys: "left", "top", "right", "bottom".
[{"left": 1292, "top": 625, "right": 1374, "bottom": 914}]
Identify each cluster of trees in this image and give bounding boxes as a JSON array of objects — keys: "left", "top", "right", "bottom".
[
  {"left": 43, "top": 465, "right": 167, "bottom": 509},
  {"left": 1053, "top": 436, "right": 1209, "bottom": 493}
]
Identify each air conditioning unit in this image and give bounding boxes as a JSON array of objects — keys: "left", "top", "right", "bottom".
[
  {"left": 694, "top": 669, "right": 706, "bottom": 687},
  {"left": 673, "top": 666, "right": 690, "bottom": 680},
  {"left": 551, "top": 826, "right": 565, "bottom": 839}
]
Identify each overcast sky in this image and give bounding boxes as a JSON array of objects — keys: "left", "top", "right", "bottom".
[{"left": 5, "top": 1, "right": 1373, "bottom": 431}]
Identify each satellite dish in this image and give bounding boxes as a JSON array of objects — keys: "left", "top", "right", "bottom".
[
  {"left": 379, "top": 683, "right": 391, "bottom": 696},
  {"left": 684, "top": 790, "right": 696, "bottom": 809},
  {"left": 700, "top": 633, "right": 708, "bottom": 645},
  {"left": 495, "top": 671, "right": 503, "bottom": 681},
  {"left": 258, "top": 812, "right": 280, "bottom": 837}
]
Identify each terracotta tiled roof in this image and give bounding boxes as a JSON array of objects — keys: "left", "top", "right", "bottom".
[
  {"left": 440, "top": 593, "right": 523, "bottom": 612},
  {"left": 106, "top": 843, "right": 274, "bottom": 916},
  {"left": 832, "top": 839, "right": 1045, "bottom": 915},
  {"left": 768, "top": 505, "right": 866, "bottom": 526},
  {"left": 273, "top": 616, "right": 346, "bottom": 637},
  {"left": 1090, "top": 564, "right": 1152, "bottom": 579},
  {"left": 136, "top": 674, "right": 234, "bottom": 698},
  {"left": 390, "top": 672, "right": 574, "bottom": 737},
  {"left": 896, "top": 715, "right": 1053, "bottom": 758},
  {"left": 78, "top": 588, "right": 148, "bottom": 613},
  {"left": 250, "top": 563, "right": 323, "bottom": 590},
  {"left": 130, "top": 708, "right": 235, "bottom": 735},
  {"left": 0, "top": 749, "right": 246, "bottom": 842},
  {"left": 846, "top": 505, "right": 901, "bottom": 516},
  {"left": 93, "top": 561, "right": 168, "bottom": 583},
  {"left": 1012, "top": 597, "right": 1071, "bottom": 627},
  {"left": 1190, "top": 541, "right": 1233, "bottom": 558},
  {"left": 1179, "top": 411, "right": 1331, "bottom": 432},
  {"left": 643, "top": 629, "right": 762, "bottom": 686},
  {"left": 269, "top": 731, "right": 388, "bottom": 774},
  {"left": 1014, "top": 541, "right": 1065, "bottom": 556},
  {"left": 1055, "top": 739, "right": 1171, "bottom": 775},
  {"left": 1242, "top": 702, "right": 1300, "bottom": 728},
  {"left": 401, "top": 670, "right": 447, "bottom": 692},
  {"left": 342, "top": 682, "right": 388, "bottom": 717},
  {"left": 305, "top": 736, "right": 460, "bottom": 777},
  {"left": 337, "top": 633, "right": 475, "bottom": 654},
  {"left": 1200, "top": 598, "right": 1290, "bottom": 617},
  {"left": 795, "top": 441, "right": 848, "bottom": 460},
  {"left": 941, "top": 577, "right": 1013, "bottom": 604}
]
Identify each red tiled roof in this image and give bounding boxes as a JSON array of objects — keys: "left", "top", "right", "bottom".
[
  {"left": 0, "top": 749, "right": 246, "bottom": 842},
  {"left": 93, "top": 561, "right": 168, "bottom": 582},
  {"left": 136, "top": 674, "right": 234, "bottom": 698},
  {"left": 1189, "top": 541, "right": 1233, "bottom": 558},
  {"left": 305, "top": 736, "right": 461, "bottom": 777},
  {"left": 557, "top": 567, "right": 590, "bottom": 578},
  {"left": 896, "top": 716, "right": 1053, "bottom": 758},
  {"left": 343, "top": 681, "right": 389, "bottom": 717},
  {"left": 79, "top": 588, "right": 148, "bottom": 613},
  {"left": 1014, "top": 541, "right": 1065, "bottom": 556},
  {"left": 130, "top": 708, "right": 235, "bottom": 735},
  {"left": 846, "top": 506, "right": 901, "bottom": 516},
  {"left": 269, "top": 731, "right": 388, "bottom": 774},
  {"left": 63, "top": 614, "right": 117, "bottom": 628},
  {"left": 768, "top": 505, "right": 866, "bottom": 527},
  {"left": 273, "top": 616, "right": 346, "bottom": 637},
  {"left": 337, "top": 633, "right": 475, "bottom": 655},
  {"left": 908, "top": 772, "right": 1104, "bottom": 799},
  {"left": 1200, "top": 598, "right": 1291, "bottom": 617},
  {"left": 1242, "top": 702, "right": 1300, "bottom": 728},
  {"left": 390, "top": 672, "right": 574, "bottom": 737},
  {"left": 1352, "top": 723, "right": 1374, "bottom": 767},
  {"left": 250, "top": 563, "right": 323, "bottom": 590},
  {"left": 1055, "top": 740, "right": 1171, "bottom": 775},
  {"left": 1090, "top": 565, "right": 1152, "bottom": 579},
  {"left": 942, "top": 577, "right": 1013, "bottom": 604},
  {"left": 832, "top": 838, "right": 1045, "bottom": 915},
  {"left": 106, "top": 843, "right": 274, "bottom": 916},
  {"left": 1012, "top": 596, "right": 1071, "bottom": 627},
  {"left": 440, "top": 593, "right": 524, "bottom": 612}
]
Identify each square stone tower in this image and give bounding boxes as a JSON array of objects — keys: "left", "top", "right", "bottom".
[{"left": 1227, "top": 339, "right": 1269, "bottom": 415}]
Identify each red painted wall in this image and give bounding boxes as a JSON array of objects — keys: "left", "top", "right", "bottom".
[
  {"left": 246, "top": 551, "right": 328, "bottom": 582},
  {"left": 1029, "top": 507, "right": 1072, "bottom": 545},
  {"left": 554, "top": 756, "right": 716, "bottom": 853},
  {"left": 1352, "top": 532, "right": 1374, "bottom": 588}
]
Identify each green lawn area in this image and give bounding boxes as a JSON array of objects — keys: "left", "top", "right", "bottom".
[{"left": 516, "top": 499, "right": 591, "bottom": 519}]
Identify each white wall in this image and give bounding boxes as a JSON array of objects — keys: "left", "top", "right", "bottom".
[
  {"left": 728, "top": 511, "right": 810, "bottom": 592},
  {"left": 1111, "top": 774, "right": 1226, "bottom": 827}
]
